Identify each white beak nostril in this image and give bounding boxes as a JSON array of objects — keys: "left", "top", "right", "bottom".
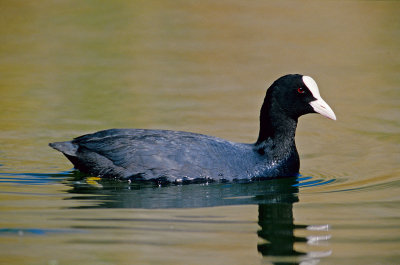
[{"left": 310, "top": 98, "right": 336, "bottom": 120}]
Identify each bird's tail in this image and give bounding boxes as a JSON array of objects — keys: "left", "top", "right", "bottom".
[{"left": 49, "top": 141, "right": 78, "bottom": 156}]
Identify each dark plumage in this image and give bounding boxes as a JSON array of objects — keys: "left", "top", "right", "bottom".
[{"left": 50, "top": 74, "right": 336, "bottom": 183}]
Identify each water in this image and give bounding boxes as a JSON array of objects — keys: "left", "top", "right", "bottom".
[{"left": 0, "top": 1, "right": 399, "bottom": 264}]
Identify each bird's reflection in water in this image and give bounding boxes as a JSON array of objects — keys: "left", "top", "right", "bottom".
[
  {"left": 256, "top": 181, "right": 305, "bottom": 261},
  {"left": 65, "top": 172, "right": 331, "bottom": 264}
]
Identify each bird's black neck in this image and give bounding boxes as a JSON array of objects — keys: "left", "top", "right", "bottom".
[{"left": 255, "top": 94, "right": 298, "bottom": 149}]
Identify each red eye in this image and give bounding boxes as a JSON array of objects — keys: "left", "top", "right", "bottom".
[{"left": 297, "top": 87, "right": 305, "bottom": 94}]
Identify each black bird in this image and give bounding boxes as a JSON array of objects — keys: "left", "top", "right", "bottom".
[{"left": 50, "top": 74, "right": 336, "bottom": 183}]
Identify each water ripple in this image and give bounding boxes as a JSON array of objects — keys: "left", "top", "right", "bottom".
[
  {"left": 0, "top": 171, "right": 72, "bottom": 185},
  {"left": 295, "top": 175, "right": 336, "bottom": 188}
]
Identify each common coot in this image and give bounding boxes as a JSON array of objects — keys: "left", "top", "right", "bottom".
[{"left": 50, "top": 74, "right": 336, "bottom": 183}]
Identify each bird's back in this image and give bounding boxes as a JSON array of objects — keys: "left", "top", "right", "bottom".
[{"left": 50, "top": 129, "right": 267, "bottom": 182}]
